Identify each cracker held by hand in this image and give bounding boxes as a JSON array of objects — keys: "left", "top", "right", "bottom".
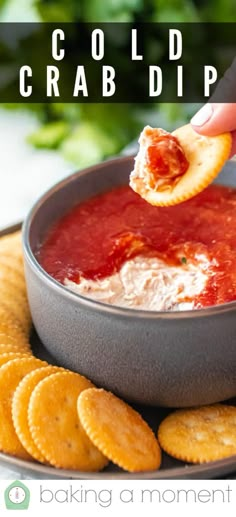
[
  {"left": 130, "top": 124, "right": 232, "bottom": 206},
  {"left": 28, "top": 371, "right": 108, "bottom": 471},
  {"left": 158, "top": 404, "right": 236, "bottom": 463},
  {"left": 77, "top": 388, "right": 161, "bottom": 472}
]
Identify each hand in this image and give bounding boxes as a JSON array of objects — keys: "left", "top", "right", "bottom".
[{"left": 191, "top": 103, "right": 236, "bottom": 158}]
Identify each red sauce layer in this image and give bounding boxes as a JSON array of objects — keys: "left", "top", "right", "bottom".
[{"left": 38, "top": 184, "right": 236, "bottom": 308}]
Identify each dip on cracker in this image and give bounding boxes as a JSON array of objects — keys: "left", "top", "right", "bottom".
[{"left": 130, "top": 124, "right": 232, "bottom": 206}]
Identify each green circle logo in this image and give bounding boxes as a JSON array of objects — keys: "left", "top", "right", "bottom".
[{"left": 5, "top": 480, "right": 30, "bottom": 510}]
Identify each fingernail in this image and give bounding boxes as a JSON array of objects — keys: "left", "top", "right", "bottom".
[{"left": 191, "top": 104, "right": 213, "bottom": 126}]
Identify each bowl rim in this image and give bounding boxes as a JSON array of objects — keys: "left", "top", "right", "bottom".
[{"left": 22, "top": 155, "right": 236, "bottom": 320}]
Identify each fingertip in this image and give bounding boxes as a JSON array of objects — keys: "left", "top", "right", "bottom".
[
  {"left": 191, "top": 103, "right": 236, "bottom": 137},
  {"left": 190, "top": 104, "right": 213, "bottom": 128}
]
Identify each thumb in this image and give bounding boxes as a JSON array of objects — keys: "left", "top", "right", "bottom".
[
  {"left": 191, "top": 103, "right": 236, "bottom": 136},
  {"left": 190, "top": 56, "right": 236, "bottom": 157}
]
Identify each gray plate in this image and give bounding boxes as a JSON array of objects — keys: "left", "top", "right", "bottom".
[{"left": 1, "top": 219, "right": 236, "bottom": 480}]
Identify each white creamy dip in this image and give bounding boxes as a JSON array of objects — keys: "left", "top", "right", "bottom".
[{"left": 64, "top": 254, "right": 211, "bottom": 311}]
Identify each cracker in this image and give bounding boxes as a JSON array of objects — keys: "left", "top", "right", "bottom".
[
  {"left": 0, "top": 261, "right": 25, "bottom": 281},
  {"left": 0, "top": 299, "right": 31, "bottom": 334},
  {"left": 0, "top": 306, "right": 28, "bottom": 339},
  {"left": 77, "top": 388, "right": 161, "bottom": 472},
  {"left": 0, "top": 357, "right": 47, "bottom": 459},
  {"left": 0, "top": 320, "right": 27, "bottom": 343},
  {"left": 0, "top": 283, "right": 31, "bottom": 332},
  {"left": 28, "top": 371, "right": 108, "bottom": 471},
  {"left": 158, "top": 404, "right": 236, "bottom": 463},
  {"left": 12, "top": 366, "right": 64, "bottom": 463},
  {"left": 0, "top": 231, "right": 22, "bottom": 257},
  {"left": 0, "top": 278, "right": 29, "bottom": 300},
  {"left": 130, "top": 124, "right": 232, "bottom": 206},
  {"left": 0, "top": 277, "right": 26, "bottom": 299},
  {"left": 0, "top": 281, "right": 29, "bottom": 307},
  {"left": 0, "top": 352, "right": 30, "bottom": 366},
  {"left": 0, "top": 263, "right": 26, "bottom": 294},
  {"left": 0, "top": 276, "right": 28, "bottom": 306},
  {"left": 0, "top": 230, "right": 21, "bottom": 244},
  {"left": 0, "top": 254, "right": 24, "bottom": 273},
  {"left": 0, "top": 344, "right": 32, "bottom": 354},
  {"left": 0, "top": 332, "right": 29, "bottom": 347},
  {"left": 0, "top": 301, "right": 31, "bottom": 335},
  {"left": 0, "top": 324, "right": 27, "bottom": 342}
]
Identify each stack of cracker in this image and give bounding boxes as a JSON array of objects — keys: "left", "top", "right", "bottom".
[{"left": 0, "top": 231, "right": 32, "bottom": 354}]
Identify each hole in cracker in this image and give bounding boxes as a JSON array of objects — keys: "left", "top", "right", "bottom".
[
  {"left": 183, "top": 419, "right": 196, "bottom": 429},
  {"left": 203, "top": 413, "right": 218, "bottom": 422},
  {"left": 213, "top": 424, "right": 225, "bottom": 433},
  {"left": 220, "top": 437, "right": 235, "bottom": 446},
  {"left": 195, "top": 432, "right": 207, "bottom": 441}
]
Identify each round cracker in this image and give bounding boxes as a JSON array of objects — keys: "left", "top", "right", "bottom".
[
  {"left": 0, "top": 316, "right": 26, "bottom": 341},
  {"left": 0, "top": 261, "right": 25, "bottom": 281},
  {"left": 0, "top": 332, "right": 29, "bottom": 347},
  {"left": 12, "top": 366, "right": 64, "bottom": 463},
  {"left": 0, "top": 324, "right": 27, "bottom": 341},
  {"left": 77, "top": 388, "right": 161, "bottom": 472},
  {"left": 130, "top": 124, "right": 232, "bottom": 206},
  {"left": 0, "top": 301, "right": 31, "bottom": 336},
  {"left": 0, "top": 357, "right": 47, "bottom": 459},
  {"left": 0, "top": 231, "right": 22, "bottom": 257},
  {"left": 0, "top": 352, "right": 31, "bottom": 366},
  {"left": 0, "top": 250, "right": 23, "bottom": 262},
  {"left": 0, "top": 276, "right": 26, "bottom": 299},
  {"left": 0, "top": 254, "right": 24, "bottom": 274},
  {"left": 158, "top": 404, "right": 236, "bottom": 463},
  {"left": 0, "top": 344, "right": 32, "bottom": 355},
  {"left": 0, "top": 283, "right": 31, "bottom": 332},
  {"left": 0, "top": 230, "right": 21, "bottom": 244},
  {"left": 0, "top": 298, "right": 31, "bottom": 334},
  {"left": 0, "top": 276, "right": 28, "bottom": 298},
  {"left": 0, "top": 305, "right": 28, "bottom": 339},
  {"left": 0, "top": 263, "right": 26, "bottom": 294},
  {"left": 28, "top": 371, "right": 108, "bottom": 471}
]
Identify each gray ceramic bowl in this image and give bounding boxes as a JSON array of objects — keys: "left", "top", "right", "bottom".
[{"left": 22, "top": 156, "right": 236, "bottom": 407}]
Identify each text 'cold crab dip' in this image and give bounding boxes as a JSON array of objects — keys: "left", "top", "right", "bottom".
[{"left": 37, "top": 181, "right": 236, "bottom": 312}]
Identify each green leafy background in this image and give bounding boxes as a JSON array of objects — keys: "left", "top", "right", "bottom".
[{"left": 0, "top": 0, "right": 235, "bottom": 167}]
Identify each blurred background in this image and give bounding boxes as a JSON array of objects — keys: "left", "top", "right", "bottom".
[{"left": 0, "top": 0, "right": 234, "bottom": 228}]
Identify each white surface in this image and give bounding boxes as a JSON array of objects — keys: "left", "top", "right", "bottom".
[{"left": 0, "top": 109, "right": 72, "bottom": 230}]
